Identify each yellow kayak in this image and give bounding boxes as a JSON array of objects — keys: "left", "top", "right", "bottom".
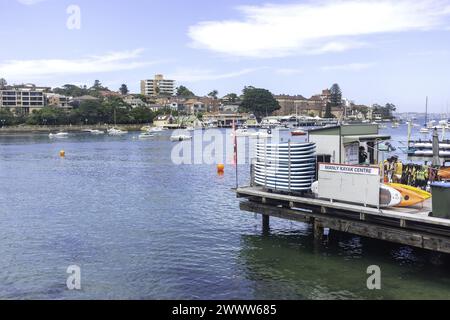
[{"left": 388, "top": 183, "right": 431, "bottom": 200}]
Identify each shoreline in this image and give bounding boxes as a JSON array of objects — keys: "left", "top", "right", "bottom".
[{"left": 0, "top": 124, "right": 145, "bottom": 134}]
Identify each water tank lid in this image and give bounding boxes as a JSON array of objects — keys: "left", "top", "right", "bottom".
[{"left": 431, "top": 182, "right": 450, "bottom": 188}]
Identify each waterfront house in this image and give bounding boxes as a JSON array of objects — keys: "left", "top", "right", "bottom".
[
  {"left": 153, "top": 115, "right": 177, "bottom": 128},
  {"left": 123, "top": 95, "right": 148, "bottom": 109},
  {"left": 69, "top": 95, "right": 99, "bottom": 108},
  {"left": 203, "top": 112, "right": 249, "bottom": 127},
  {"left": 45, "top": 93, "right": 72, "bottom": 109},
  {"left": 185, "top": 99, "right": 205, "bottom": 114}
]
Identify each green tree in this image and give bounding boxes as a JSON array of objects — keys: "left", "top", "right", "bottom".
[
  {"left": 0, "top": 78, "right": 7, "bottom": 89},
  {"left": 176, "top": 86, "right": 195, "bottom": 97},
  {"left": 101, "top": 97, "right": 131, "bottom": 124},
  {"left": 119, "top": 84, "right": 129, "bottom": 95},
  {"left": 330, "top": 83, "right": 342, "bottom": 107},
  {"left": 130, "top": 107, "right": 154, "bottom": 124},
  {"left": 224, "top": 93, "right": 238, "bottom": 103},
  {"left": 53, "top": 84, "right": 88, "bottom": 97},
  {"left": 91, "top": 80, "right": 104, "bottom": 90},
  {"left": 70, "top": 100, "right": 105, "bottom": 124},
  {"left": 208, "top": 90, "right": 219, "bottom": 100},
  {"left": 27, "top": 106, "right": 68, "bottom": 125},
  {"left": 324, "top": 103, "right": 334, "bottom": 118},
  {"left": 240, "top": 87, "right": 280, "bottom": 119},
  {"left": 373, "top": 103, "right": 396, "bottom": 119},
  {"left": 0, "top": 108, "right": 14, "bottom": 126}
]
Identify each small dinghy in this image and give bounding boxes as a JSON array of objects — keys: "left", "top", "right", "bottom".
[
  {"left": 170, "top": 135, "right": 192, "bottom": 142},
  {"left": 138, "top": 132, "right": 155, "bottom": 140},
  {"left": 291, "top": 129, "right": 307, "bottom": 136}
]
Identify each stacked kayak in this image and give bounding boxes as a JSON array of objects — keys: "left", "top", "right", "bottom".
[{"left": 255, "top": 143, "right": 316, "bottom": 191}]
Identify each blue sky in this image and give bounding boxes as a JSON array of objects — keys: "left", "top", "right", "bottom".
[{"left": 1, "top": 0, "right": 450, "bottom": 112}]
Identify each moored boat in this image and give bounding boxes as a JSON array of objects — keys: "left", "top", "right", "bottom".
[
  {"left": 170, "top": 135, "right": 192, "bottom": 142},
  {"left": 291, "top": 129, "right": 307, "bottom": 136},
  {"left": 84, "top": 129, "right": 104, "bottom": 135},
  {"left": 108, "top": 128, "right": 128, "bottom": 135},
  {"left": 138, "top": 132, "right": 155, "bottom": 139},
  {"left": 49, "top": 132, "right": 69, "bottom": 138}
]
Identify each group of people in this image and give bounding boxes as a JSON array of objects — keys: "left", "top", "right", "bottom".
[
  {"left": 382, "top": 156, "right": 404, "bottom": 184},
  {"left": 381, "top": 156, "right": 437, "bottom": 189}
]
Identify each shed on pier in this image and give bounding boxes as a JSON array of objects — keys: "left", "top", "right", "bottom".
[{"left": 308, "top": 124, "right": 391, "bottom": 165}]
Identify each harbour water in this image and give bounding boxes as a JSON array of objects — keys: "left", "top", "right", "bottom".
[{"left": 0, "top": 128, "right": 449, "bottom": 300}]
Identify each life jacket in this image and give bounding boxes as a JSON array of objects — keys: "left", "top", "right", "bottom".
[
  {"left": 395, "top": 161, "right": 403, "bottom": 176},
  {"left": 416, "top": 168, "right": 426, "bottom": 181}
]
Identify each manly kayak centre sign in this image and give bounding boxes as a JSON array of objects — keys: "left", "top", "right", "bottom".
[
  {"left": 319, "top": 164, "right": 380, "bottom": 176},
  {"left": 318, "top": 163, "right": 381, "bottom": 207}
]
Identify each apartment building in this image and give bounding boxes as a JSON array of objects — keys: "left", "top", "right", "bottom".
[
  {"left": 0, "top": 84, "right": 49, "bottom": 114},
  {"left": 140, "top": 74, "right": 175, "bottom": 96}
]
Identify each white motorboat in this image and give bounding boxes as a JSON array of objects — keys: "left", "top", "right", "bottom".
[
  {"left": 108, "top": 128, "right": 128, "bottom": 135},
  {"left": 84, "top": 129, "right": 105, "bottom": 135},
  {"left": 420, "top": 127, "right": 430, "bottom": 134},
  {"left": 170, "top": 135, "right": 192, "bottom": 142},
  {"left": 185, "top": 126, "right": 195, "bottom": 132},
  {"left": 391, "top": 123, "right": 400, "bottom": 129},
  {"left": 232, "top": 128, "right": 252, "bottom": 137},
  {"left": 250, "top": 131, "right": 272, "bottom": 139},
  {"left": 49, "top": 132, "right": 69, "bottom": 138},
  {"left": 138, "top": 132, "right": 155, "bottom": 139}
]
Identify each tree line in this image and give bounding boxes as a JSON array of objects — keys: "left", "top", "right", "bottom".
[{"left": 0, "top": 100, "right": 174, "bottom": 126}]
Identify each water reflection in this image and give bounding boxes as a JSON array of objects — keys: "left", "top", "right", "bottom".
[{"left": 238, "top": 228, "right": 450, "bottom": 300}]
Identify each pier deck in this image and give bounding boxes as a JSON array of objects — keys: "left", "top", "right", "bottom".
[{"left": 236, "top": 186, "right": 450, "bottom": 254}]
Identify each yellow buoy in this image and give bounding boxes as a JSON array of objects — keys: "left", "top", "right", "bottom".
[
  {"left": 217, "top": 163, "right": 225, "bottom": 173},
  {"left": 59, "top": 150, "right": 65, "bottom": 158}
]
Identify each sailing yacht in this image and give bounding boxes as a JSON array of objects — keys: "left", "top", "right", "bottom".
[
  {"left": 420, "top": 97, "right": 430, "bottom": 134},
  {"left": 108, "top": 109, "right": 128, "bottom": 135}
]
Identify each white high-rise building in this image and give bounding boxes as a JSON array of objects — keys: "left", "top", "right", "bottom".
[{"left": 140, "top": 74, "right": 175, "bottom": 96}]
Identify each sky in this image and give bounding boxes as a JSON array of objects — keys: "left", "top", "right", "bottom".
[{"left": 1, "top": 0, "right": 450, "bottom": 112}]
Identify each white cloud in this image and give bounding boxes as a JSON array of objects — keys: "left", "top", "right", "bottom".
[
  {"left": 167, "top": 67, "right": 263, "bottom": 82},
  {"left": 188, "top": 0, "right": 450, "bottom": 58},
  {"left": 320, "top": 62, "right": 374, "bottom": 71},
  {"left": 16, "top": 0, "right": 46, "bottom": 5},
  {"left": 0, "top": 49, "right": 160, "bottom": 79}
]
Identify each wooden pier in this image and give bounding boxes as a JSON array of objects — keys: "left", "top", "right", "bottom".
[{"left": 236, "top": 186, "right": 450, "bottom": 254}]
